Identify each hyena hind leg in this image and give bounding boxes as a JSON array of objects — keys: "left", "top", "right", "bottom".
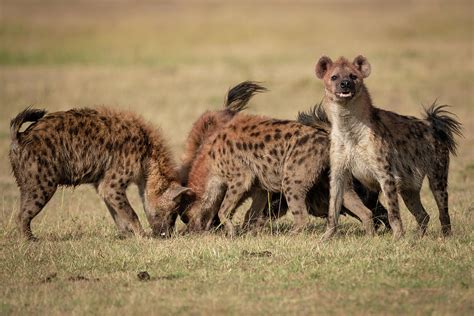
[
  {"left": 400, "top": 189, "right": 430, "bottom": 237},
  {"left": 428, "top": 170, "right": 451, "bottom": 236},
  {"left": 379, "top": 174, "right": 404, "bottom": 240},
  {"left": 342, "top": 188, "right": 375, "bottom": 236},
  {"left": 96, "top": 179, "right": 145, "bottom": 238},
  {"left": 18, "top": 186, "right": 57, "bottom": 241}
]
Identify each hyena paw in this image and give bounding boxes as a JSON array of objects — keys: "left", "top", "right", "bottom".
[
  {"left": 392, "top": 229, "right": 405, "bottom": 240},
  {"left": 321, "top": 227, "right": 336, "bottom": 241},
  {"left": 289, "top": 224, "right": 307, "bottom": 235}
]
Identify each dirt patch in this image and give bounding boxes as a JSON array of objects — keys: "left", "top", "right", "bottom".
[
  {"left": 137, "top": 271, "right": 151, "bottom": 281},
  {"left": 40, "top": 273, "right": 57, "bottom": 283},
  {"left": 242, "top": 250, "right": 272, "bottom": 257},
  {"left": 68, "top": 275, "right": 99, "bottom": 282}
]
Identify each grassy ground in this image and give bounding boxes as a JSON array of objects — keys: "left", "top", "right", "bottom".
[{"left": 1, "top": 0, "right": 473, "bottom": 314}]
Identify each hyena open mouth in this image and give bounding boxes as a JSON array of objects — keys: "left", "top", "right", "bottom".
[{"left": 336, "top": 92, "right": 353, "bottom": 98}]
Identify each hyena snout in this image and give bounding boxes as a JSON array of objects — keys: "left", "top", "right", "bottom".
[
  {"left": 339, "top": 79, "right": 354, "bottom": 91},
  {"left": 149, "top": 213, "right": 177, "bottom": 238},
  {"left": 147, "top": 183, "right": 193, "bottom": 238}
]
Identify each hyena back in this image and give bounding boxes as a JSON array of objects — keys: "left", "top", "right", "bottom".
[
  {"left": 316, "top": 55, "right": 462, "bottom": 239},
  {"left": 9, "top": 107, "right": 189, "bottom": 240}
]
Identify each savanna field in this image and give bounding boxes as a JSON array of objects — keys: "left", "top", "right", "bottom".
[{"left": 0, "top": 0, "right": 473, "bottom": 314}]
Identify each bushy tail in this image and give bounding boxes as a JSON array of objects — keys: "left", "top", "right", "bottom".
[
  {"left": 179, "top": 82, "right": 265, "bottom": 185},
  {"left": 296, "top": 101, "right": 330, "bottom": 130},
  {"left": 225, "top": 81, "right": 267, "bottom": 113},
  {"left": 10, "top": 107, "right": 46, "bottom": 145},
  {"left": 424, "top": 102, "right": 462, "bottom": 156}
]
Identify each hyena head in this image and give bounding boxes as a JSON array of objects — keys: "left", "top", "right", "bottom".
[
  {"left": 315, "top": 55, "right": 371, "bottom": 105},
  {"left": 146, "top": 182, "right": 193, "bottom": 237}
]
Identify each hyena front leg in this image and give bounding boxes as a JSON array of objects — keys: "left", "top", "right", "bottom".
[
  {"left": 217, "top": 175, "right": 253, "bottom": 238},
  {"left": 400, "top": 189, "right": 430, "bottom": 237},
  {"left": 428, "top": 166, "right": 451, "bottom": 236},
  {"left": 378, "top": 174, "right": 404, "bottom": 239},
  {"left": 342, "top": 187, "right": 375, "bottom": 236},
  {"left": 96, "top": 174, "right": 144, "bottom": 237},
  {"left": 18, "top": 185, "right": 57, "bottom": 240},
  {"left": 323, "top": 162, "right": 349, "bottom": 239},
  {"left": 201, "top": 180, "right": 227, "bottom": 231},
  {"left": 242, "top": 188, "right": 268, "bottom": 231},
  {"left": 281, "top": 184, "right": 309, "bottom": 233}
]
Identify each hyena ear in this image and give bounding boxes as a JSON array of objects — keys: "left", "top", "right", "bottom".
[
  {"left": 315, "top": 56, "right": 333, "bottom": 79},
  {"left": 353, "top": 55, "right": 371, "bottom": 78},
  {"left": 169, "top": 183, "right": 194, "bottom": 202}
]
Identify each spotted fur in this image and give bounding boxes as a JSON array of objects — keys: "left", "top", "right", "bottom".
[{"left": 181, "top": 92, "right": 390, "bottom": 237}]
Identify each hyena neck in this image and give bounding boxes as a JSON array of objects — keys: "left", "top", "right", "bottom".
[
  {"left": 146, "top": 141, "right": 179, "bottom": 196},
  {"left": 327, "top": 85, "right": 375, "bottom": 142}
]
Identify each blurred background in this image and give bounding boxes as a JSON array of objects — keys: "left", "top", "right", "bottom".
[{"left": 0, "top": 0, "right": 472, "bottom": 233}]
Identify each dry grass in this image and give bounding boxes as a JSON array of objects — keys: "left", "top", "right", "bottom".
[{"left": 0, "top": 0, "right": 473, "bottom": 315}]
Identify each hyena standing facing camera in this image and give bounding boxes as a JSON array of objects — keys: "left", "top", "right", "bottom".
[
  {"left": 315, "top": 55, "right": 462, "bottom": 239},
  {"left": 9, "top": 107, "right": 190, "bottom": 240}
]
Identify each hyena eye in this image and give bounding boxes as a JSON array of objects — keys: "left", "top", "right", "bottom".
[
  {"left": 349, "top": 74, "right": 358, "bottom": 80},
  {"left": 330, "top": 75, "right": 338, "bottom": 81}
]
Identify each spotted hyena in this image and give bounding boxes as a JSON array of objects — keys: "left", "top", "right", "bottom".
[
  {"left": 9, "top": 107, "right": 190, "bottom": 240},
  {"left": 315, "top": 55, "right": 462, "bottom": 239},
  {"left": 178, "top": 81, "right": 268, "bottom": 229},
  {"left": 187, "top": 114, "right": 330, "bottom": 237},
  {"left": 182, "top": 92, "right": 389, "bottom": 237}
]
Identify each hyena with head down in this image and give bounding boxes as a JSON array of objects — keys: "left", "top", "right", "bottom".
[
  {"left": 179, "top": 85, "right": 390, "bottom": 233},
  {"left": 315, "top": 55, "right": 462, "bottom": 239},
  {"left": 182, "top": 85, "right": 388, "bottom": 237},
  {"left": 9, "top": 107, "right": 190, "bottom": 240},
  {"left": 186, "top": 112, "right": 330, "bottom": 237},
  {"left": 177, "top": 81, "right": 268, "bottom": 228}
]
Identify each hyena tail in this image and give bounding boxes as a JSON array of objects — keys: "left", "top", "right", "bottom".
[
  {"left": 10, "top": 107, "right": 47, "bottom": 146},
  {"left": 178, "top": 82, "right": 265, "bottom": 185},
  {"left": 225, "top": 81, "right": 267, "bottom": 114},
  {"left": 424, "top": 102, "right": 463, "bottom": 156},
  {"left": 296, "top": 101, "right": 331, "bottom": 131}
]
